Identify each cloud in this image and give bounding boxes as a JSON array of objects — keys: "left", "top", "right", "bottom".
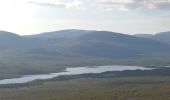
[
  {"left": 28, "top": 1, "right": 65, "bottom": 8},
  {"left": 66, "top": 1, "right": 84, "bottom": 9},
  {"left": 94, "top": 0, "right": 170, "bottom": 11},
  {"left": 28, "top": 0, "right": 84, "bottom": 10}
]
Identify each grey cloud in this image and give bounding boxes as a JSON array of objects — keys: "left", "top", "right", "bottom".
[
  {"left": 28, "top": 0, "right": 170, "bottom": 11},
  {"left": 94, "top": 0, "right": 170, "bottom": 10}
]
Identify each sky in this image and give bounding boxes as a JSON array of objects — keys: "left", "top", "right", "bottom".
[{"left": 0, "top": 0, "right": 170, "bottom": 35}]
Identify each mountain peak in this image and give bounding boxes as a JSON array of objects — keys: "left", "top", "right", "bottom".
[
  {"left": 0, "top": 30, "right": 20, "bottom": 37},
  {"left": 0, "top": 30, "right": 22, "bottom": 42},
  {"left": 27, "top": 29, "right": 94, "bottom": 38}
]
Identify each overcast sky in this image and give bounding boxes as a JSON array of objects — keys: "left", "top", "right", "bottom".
[{"left": 0, "top": 0, "right": 170, "bottom": 35}]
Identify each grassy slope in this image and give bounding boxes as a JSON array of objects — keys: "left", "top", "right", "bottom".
[{"left": 0, "top": 76, "right": 170, "bottom": 100}]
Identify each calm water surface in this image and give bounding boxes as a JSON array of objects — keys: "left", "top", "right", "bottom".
[{"left": 0, "top": 65, "right": 154, "bottom": 85}]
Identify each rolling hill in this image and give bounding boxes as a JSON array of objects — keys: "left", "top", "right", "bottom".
[
  {"left": 0, "top": 29, "right": 170, "bottom": 79},
  {"left": 134, "top": 31, "right": 170, "bottom": 45},
  {"left": 1, "top": 29, "right": 170, "bottom": 60}
]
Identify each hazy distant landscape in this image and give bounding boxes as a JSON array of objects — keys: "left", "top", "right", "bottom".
[
  {"left": 0, "top": 30, "right": 170, "bottom": 79},
  {"left": 0, "top": 29, "right": 170, "bottom": 100},
  {"left": 0, "top": 0, "right": 170, "bottom": 100}
]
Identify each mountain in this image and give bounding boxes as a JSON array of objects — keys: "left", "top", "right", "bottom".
[
  {"left": 1, "top": 30, "right": 170, "bottom": 78},
  {"left": 27, "top": 29, "right": 93, "bottom": 39},
  {"left": 0, "top": 30, "right": 22, "bottom": 43},
  {"left": 134, "top": 31, "right": 170, "bottom": 45},
  {"left": 24, "top": 30, "right": 170, "bottom": 58},
  {"left": 1, "top": 29, "right": 170, "bottom": 60},
  {"left": 0, "top": 31, "right": 43, "bottom": 50},
  {"left": 153, "top": 31, "right": 170, "bottom": 45},
  {"left": 72, "top": 31, "right": 170, "bottom": 58},
  {"left": 0, "top": 31, "right": 23, "bottom": 49},
  {"left": 0, "top": 30, "right": 20, "bottom": 38}
]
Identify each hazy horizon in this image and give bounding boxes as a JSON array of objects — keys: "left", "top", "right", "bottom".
[
  {"left": 0, "top": 28, "right": 169, "bottom": 36},
  {"left": 0, "top": 0, "right": 169, "bottom": 35}
]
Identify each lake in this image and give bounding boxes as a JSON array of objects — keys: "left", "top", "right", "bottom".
[{"left": 0, "top": 65, "right": 154, "bottom": 85}]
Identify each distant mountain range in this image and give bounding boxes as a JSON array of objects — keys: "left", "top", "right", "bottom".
[
  {"left": 0, "top": 29, "right": 170, "bottom": 78},
  {"left": 27, "top": 29, "right": 94, "bottom": 38},
  {"left": 0, "top": 30, "right": 170, "bottom": 58},
  {"left": 1, "top": 30, "right": 170, "bottom": 59},
  {"left": 134, "top": 31, "right": 170, "bottom": 45}
]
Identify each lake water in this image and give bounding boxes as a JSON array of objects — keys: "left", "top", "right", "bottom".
[{"left": 0, "top": 65, "right": 154, "bottom": 85}]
